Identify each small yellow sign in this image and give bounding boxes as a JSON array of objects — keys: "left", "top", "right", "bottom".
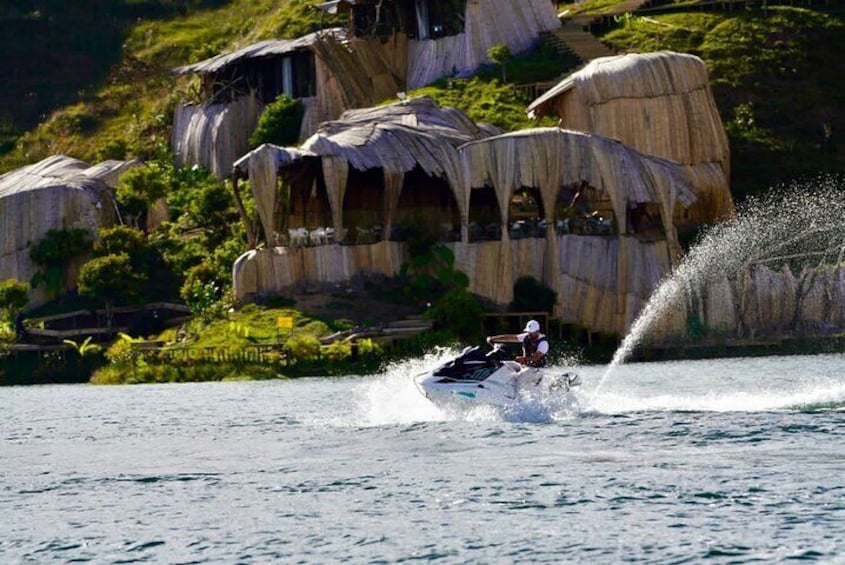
[{"left": 277, "top": 316, "right": 294, "bottom": 330}]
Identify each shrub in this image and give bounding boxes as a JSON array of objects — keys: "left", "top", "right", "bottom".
[
  {"left": 0, "top": 279, "right": 29, "bottom": 324},
  {"left": 95, "top": 225, "right": 151, "bottom": 268},
  {"left": 78, "top": 253, "right": 146, "bottom": 327},
  {"left": 284, "top": 334, "right": 322, "bottom": 363},
  {"left": 249, "top": 95, "right": 304, "bottom": 148},
  {"left": 325, "top": 340, "right": 352, "bottom": 363},
  {"left": 115, "top": 164, "right": 169, "bottom": 224},
  {"left": 356, "top": 338, "right": 382, "bottom": 357},
  {"left": 510, "top": 276, "right": 557, "bottom": 313},
  {"left": 426, "top": 288, "right": 483, "bottom": 342}
]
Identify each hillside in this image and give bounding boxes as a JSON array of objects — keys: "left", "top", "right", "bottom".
[
  {"left": 0, "top": 0, "right": 337, "bottom": 170},
  {"left": 1, "top": 1, "right": 842, "bottom": 202}
]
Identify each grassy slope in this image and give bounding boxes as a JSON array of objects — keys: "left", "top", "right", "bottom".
[
  {"left": 597, "top": 5, "right": 845, "bottom": 199},
  {"left": 0, "top": 0, "right": 336, "bottom": 172}
]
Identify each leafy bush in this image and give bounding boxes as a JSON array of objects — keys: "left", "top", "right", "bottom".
[
  {"left": 284, "top": 334, "right": 322, "bottom": 363},
  {"left": 249, "top": 95, "right": 304, "bottom": 148},
  {"left": 78, "top": 253, "right": 147, "bottom": 326},
  {"left": 426, "top": 288, "right": 483, "bottom": 341},
  {"left": 325, "top": 340, "right": 352, "bottom": 363},
  {"left": 116, "top": 164, "right": 169, "bottom": 223},
  {"left": 184, "top": 280, "right": 222, "bottom": 319},
  {"left": 400, "top": 243, "right": 469, "bottom": 302},
  {"left": 510, "top": 276, "right": 557, "bottom": 313},
  {"left": 356, "top": 338, "right": 381, "bottom": 357},
  {"left": 0, "top": 279, "right": 29, "bottom": 324}
]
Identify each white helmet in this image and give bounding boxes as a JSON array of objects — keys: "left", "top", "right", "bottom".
[{"left": 523, "top": 319, "right": 540, "bottom": 333}]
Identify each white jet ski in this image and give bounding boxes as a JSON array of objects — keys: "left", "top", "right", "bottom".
[{"left": 414, "top": 345, "right": 581, "bottom": 409}]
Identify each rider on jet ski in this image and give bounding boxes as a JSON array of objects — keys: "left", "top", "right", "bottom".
[{"left": 486, "top": 319, "right": 549, "bottom": 368}]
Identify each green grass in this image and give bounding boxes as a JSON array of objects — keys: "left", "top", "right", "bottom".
[
  {"left": 599, "top": 6, "right": 845, "bottom": 200},
  {"left": 0, "top": 0, "right": 341, "bottom": 173}
]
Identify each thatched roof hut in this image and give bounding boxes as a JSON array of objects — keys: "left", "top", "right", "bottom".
[
  {"left": 172, "top": 29, "right": 352, "bottom": 178},
  {"left": 458, "top": 126, "right": 696, "bottom": 316},
  {"left": 232, "top": 96, "right": 500, "bottom": 248},
  {"left": 0, "top": 155, "right": 135, "bottom": 305},
  {"left": 527, "top": 51, "right": 733, "bottom": 224},
  {"left": 317, "top": 0, "right": 561, "bottom": 89},
  {"left": 231, "top": 98, "right": 701, "bottom": 334}
]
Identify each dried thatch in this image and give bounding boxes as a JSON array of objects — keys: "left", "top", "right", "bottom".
[
  {"left": 461, "top": 127, "right": 695, "bottom": 232},
  {"left": 231, "top": 98, "right": 702, "bottom": 334},
  {"left": 172, "top": 31, "right": 345, "bottom": 76},
  {"left": 172, "top": 94, "right": 263, "bottom": 179},
  {"left": 406, "top": 0, "right": 561, "bottom": 89},
  {"left": 528, "top": 51, "right": 732, "bottom": 223},
  {"left": 232, "top": 96, "right": 500, "bottom": 245},
  {"left": 458, "top": 126, "right": 695, "bottom": 319},
  {"left": 654, "top": 265, "right": 845, "bottom": 342},
  {"left": 0, "top": 155, "right": 135, "bottom": 305},
  {"left": 172, "top": 30, "right": 349, "bottom": 178},
  {"left": 314, "top": 0, "right": 559, "bottom": 90}
]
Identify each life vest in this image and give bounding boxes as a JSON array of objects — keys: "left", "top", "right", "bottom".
[{"left": 522, "top": 333, "right": 548, "bottom": 367}]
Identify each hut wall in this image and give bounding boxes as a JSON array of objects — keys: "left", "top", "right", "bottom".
[
  {"left": 406, "top": 0, "right": 559, "bottom": 89},
  {"left": 232, "top": 233, "right": 676, "bottom": 336},
  {"left": 652, "top": 265, "right": 845, "bottom": 343},
  {"left": 172, "top": 95, "right": 262, "bottom": 179},
  {"left": 0, "top": 156, "right": 122, "bottom": 307},
  {"left": 548, "top": 53, "right": 733, "bottom": 222},
  {"left": 312, "top": 35, "right": 404, "bottom": 112}
]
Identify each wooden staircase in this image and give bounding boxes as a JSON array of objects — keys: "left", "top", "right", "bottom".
[
  {"left": 548, "top": 0, "right": 655, "bottom": 64},
  {"left": 543, "top": 18, "right": 616, "bottom": 64}
]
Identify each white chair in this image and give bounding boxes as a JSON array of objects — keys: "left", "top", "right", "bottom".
[
  {"left": 310, "top": 227, "right": 327, "bottom": 246},
  {"left": 325, "top": 227, "right": 335, "bottom": 244},
  {"left": 289, "top": 228, "right": 309, "bottom": 247}
]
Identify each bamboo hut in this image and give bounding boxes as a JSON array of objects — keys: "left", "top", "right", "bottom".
[
  {"left": 458, "top": 127, "right": 697, "bottom": 332},
  {"left": 316, "top": 0, "right": 561, "bottom": 89},
  {"left": 527, "top": 51, "right": 733, "bottom": 225},
  {"left": 0, "top": 155, "right": 135, "bottom": 306},
  {"left": 231, "top": 98, "right": 700, "bottom": 335},
  {"left": 231, "top": 96, "right": 498, "bottom": 299},
  {"left": 172, "top": 29, "right": 352, "bottom": 178}
]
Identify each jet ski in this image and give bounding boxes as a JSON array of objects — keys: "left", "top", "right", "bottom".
[{"left": 414, "top": 345, "right": 581, "bottom": 409}]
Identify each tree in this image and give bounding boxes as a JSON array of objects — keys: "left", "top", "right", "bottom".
[
  {"left": 249, "top": 94, "right": 304, "bottom": 148},
  {"left": 510, "top": 276, "right": 557, "bottom": 313},
  {"left": 0, "top": 279, "right": 29, "bottom": 324},
  {"left": 488, "top": 44, "right": 512, "bottom": 82},
  {"left": 96, "top": 226, "right": 147, "bottom": 261},
  {"left": 115, "top": 165, "right": 169, "bottom": 228},
  {"left": 77, "top": 253, "right": 146, "bottom": 330}
]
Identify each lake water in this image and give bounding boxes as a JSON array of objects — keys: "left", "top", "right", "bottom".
[{"left": 2, "top": 352, "right": 845, "bottom": 563}]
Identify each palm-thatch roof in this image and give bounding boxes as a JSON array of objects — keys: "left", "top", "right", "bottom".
[
  {"left": 461, "top": 126, "right": 696, "bottom": 214},
  {"left": 526, "top": 51, "right": 732, "bottom": 222},
  {"left": 233, "top": 96, "right": 501, "bottom": 245},
  {"left": 173, "top": 29, "right": 346, "bottom": 75}
]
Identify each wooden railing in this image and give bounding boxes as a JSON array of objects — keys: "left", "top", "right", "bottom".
[{"left": 130, "top": 343, "right": 290, "bottom": 365}]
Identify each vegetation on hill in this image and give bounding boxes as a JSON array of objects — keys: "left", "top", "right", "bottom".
[
  {"left": 597, "top": 5, "right": 844, "bottom": 199},
  {"left": 0, "top": 0, "right": 339, "bottom": 171}
]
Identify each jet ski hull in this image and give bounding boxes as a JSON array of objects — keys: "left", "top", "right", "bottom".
[{"left": 414, "top": 347, "right": 581, "bottom": 410}]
